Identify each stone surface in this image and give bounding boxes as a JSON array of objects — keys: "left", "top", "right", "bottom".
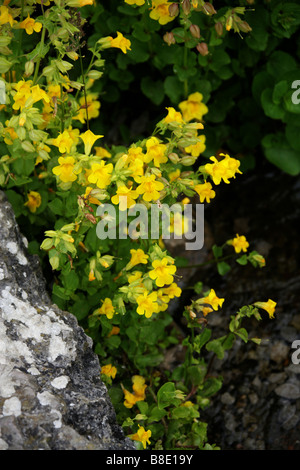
[{"left": 0, "top": 191, "right": 135, "bottom": 450}]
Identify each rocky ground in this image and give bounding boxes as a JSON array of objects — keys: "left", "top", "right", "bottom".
[{"left": 181, "top": 163, "right": 300, "bottom": 450}]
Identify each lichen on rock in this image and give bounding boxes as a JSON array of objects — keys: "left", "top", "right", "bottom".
[{"left": 0, "top": 191, "right": 135, "bottom": 450}]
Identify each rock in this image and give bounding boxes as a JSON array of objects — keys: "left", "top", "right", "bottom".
[
  {"left": 0, "top": 191, "right": 135, "bottom": 450},
  {"left": 275, "top": 383, "right": 300, "bottom": 400}
]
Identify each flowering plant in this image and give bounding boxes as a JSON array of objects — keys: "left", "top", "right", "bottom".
[{"left": 0, "top": 0, "right": 276, "bottom": 450}]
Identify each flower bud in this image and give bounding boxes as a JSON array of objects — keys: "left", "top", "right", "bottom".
[
  {"left": 196, "top": 42, "right": 209, "bottom": 56},
  {"left": 189, "top": 24, "right": 201, "bottom": 38},
  {"left": 168, "top": 152, "right": 180, "bottom": 164},
  {"left": 181, "top": 156, "right": 197, "bottom": 166},
  {"left": 238, "top": 21, "right": 252, "bottom": 33},
  {"left": 85, "top": 213, "right": 97, "bottom": 224},
  {"left": 163, "top": 31, "right": 176, "bottom": 45},
  {"left": 182, "top": 0, "right": 191, "bottom": 15},
  {"left": 24, "top": 61, "right": 34, "bottom": 77},
  {"left": 202, "top": 2, "right": 217, "bottom": 15},
  {"left": 214, "top": 21, "right": 223, "bottom": 36},
  {"left": 168, "top": 3, "right": 179, "bottom": 17}
]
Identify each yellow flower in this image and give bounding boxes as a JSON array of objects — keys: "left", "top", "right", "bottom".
[
  {"left": 199, "top": 289, "right": 224, "bottom": 311},
  {"left": 84, "top": 186, "right": 103, "bottom": 205},
  {"left": 164, "top": 107, "right": 183, "bottom": 124},
  {"left": 194, "top": 181, "right": 216, "bottom": 203},
  {"left": 144, "top": 136, "right": 168, "bottom": 167},
  {"left": 229, "top": 234, "right": 249, "bottom": 253},
  {"left": 150, "top": 0, "right": 175, "bottom": 25},
  {"left": 95, "top": 146, "right": 111, "bottom": 159},
  {"left": 66, "top": 0, "right": 93, "bottom": 7},
  {"left": 52, "top": 156, "right": 80, "bottom": 183},
  {"left": 185, "top": 135, "right": 206, "bottom": 157},
  {"left": 132, "top": 375, "right": 147, "bottom": 397},
  {"left": 73, "top": 93, "right": 101, "bottom": 124},
  {"left": 126, "top": 249, "right": 149, "bottom": 269},
  {"left": 87, "top": 160, "right": 113, "bottom": 188},
  {"left": 168, "top": 169, "right": 181, "bottom": 182},
  {"left": 108, "top": 326, "right": 120, "bottom": 337},
  {"left": 51, "top": 129, "right": 76, "bottom": 154},
  {"left": 136, "top": 174, "right": 164, "bottom": 202},
  {"left": 24, "top": 191, "right": 41, "bottom": 213},
  {"left": 19, "top": 14, "right": 42, "bottom": 35},
  {"left": 168, "top": 212, "right": 189, "bottom": 236},
  {"left": 101, "top": 364, "right": 117, "bottom": 379},
  {"left": 136, "top": 291, "right": 159, "bottom": 318},
  {"left": 0, "top": 5, "right": 16, "bottom": 27},
  {"left": 111, "top": 185, "right": 138, "bottom": 211},
  {"left": 80, "top": 130, "right": 103, "bottom": 155},
  {"left": 3, "top": 123, "right": 18, "bottom": 145},
  {"left": 88, "top": 269, "right": 96, "bottom": 281},
  {"left": 98, "top": 298, "right": 116, "bottom": 319},
  {"left": 129, "top": 425, "right": 151, "bottom": 449},
  {"left": 204, "top": 154, "right": 242, "bottom": 185},
  {"left": 254, "top": 299, "right": 277, "bottom": 319},
  {"left": 163, "top": 282, "right": 182, "bottom": 299},
  {"left": 109, "top": 32, "right": 131, "bottom": 54},
  {"left": 128, "top": 271, "right": 143, "bottom": 284},
  {"left": 149, "top": 257, "right": 177, "bottom": 287},
  {"left": 125, "top": 0, "right": 145, "bottom": 5},
  {"left": 12, "top": 80, "right": 32, "bottom": 111},
  {"left": 126, "top": 148, "right": 145, "bottom": 182},
  {"left": 179, "top": 92, "right": 208, "bottom": 122},
  {"left": 123, "top": 375, "right": 147, "bottom": 408}
]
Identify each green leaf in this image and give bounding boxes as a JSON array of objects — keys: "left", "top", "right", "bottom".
[
  {"left": 212, "top": 244, "right": 223, "bottom": 258},
  {"left": 217, "top": 261, "right": 231, "bottom": 276},
  {"left": 206, "top": 337, "right": 225, "bottom": 359},
  {"left": 148, "top": 406, "right": 167, "bottom": 422},
  {"left": 286, "top": 123, "right": 300, "bottom": 151},
  {"left": 252, "top": 71, "right": 274, "bottom": 104},
  {"left": 0, "top": 57, "right": 13, "bottom": 74},
  {"left": 127, "top": 38, "right": 150, "bottom": 63},
  {"left": 164, "top": 75, "right": 183, "bottom": 104},
  {"left": 267, "top": 51, "right": 297, "bottom": 80},
  {"left": 210, "top": 49, "right": 231, "bottom": 72},
  {"left": 141, "top": 76, "right": 165, "bottom": 105},
  {"left": 262, "top": 132, "right": 300, "bottom": 175},
  {"left": 199, "top": 377, "right": 222, "bottom": 398},
  {"left": 261, "top": 88, "right": 285, "bottom": 120},
  {"left": 236, "top": 254, "right": 248, "bottom": 265},
  {"left": 235, "top": 328, "right": 248, "bottom": 342},
  {"left": 193, "top": 328, "right": 212, "bottom": 353},
  {"left": 48, "top": 198, "right": 65, "bottom": 216},
  {"left": 157, "top": 382, "right": 181, "bottom": 410},
  {"left": 272, "top": 80, "right": 289, "bottom": 104},
  {"left": 186, "top": 364, "right": 207, "bottom": 387}
]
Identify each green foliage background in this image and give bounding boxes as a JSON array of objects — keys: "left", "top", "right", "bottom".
[{"left": 83, "top": 0, "right": 300, "bottom": 175}]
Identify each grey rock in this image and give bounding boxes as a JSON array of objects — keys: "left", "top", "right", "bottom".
[
  {"left": 0, "top": 191, "right": 135, "bottom": 450},
  {"left": 275, "top": 383, "right": 300, "bottom": 400},
  {"left": 220, "top": 392, "right": 235, "bottom": 406}
]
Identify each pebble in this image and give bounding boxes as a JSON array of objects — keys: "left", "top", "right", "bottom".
[
  {"left": 221, "top": 392, "right": 236, "bottom": 405},
  {"left": 270, "top": 341, "right": 290, "bottom": 364},
  {"left": 275, "top": 383, "right": 300, "bottom": 399},
  {"left": 268, "top": 372, "right": 287, "bottom": 384}
]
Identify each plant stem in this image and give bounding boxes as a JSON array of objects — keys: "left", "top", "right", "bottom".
[
  {"left": 178, "top": 254, "right": 234, "bottom": 270},
  {"left": 33, "top": 25, "right": 46, "bottom": 85},
  {"left": 78, "top": 45, "right": 89, "bottom": 129},
  {"left": 16, "top": 0, "right": 25, "bottom": 77},
  {"left": 148, "top": 386, "right": 168, "bottom": 432}
]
